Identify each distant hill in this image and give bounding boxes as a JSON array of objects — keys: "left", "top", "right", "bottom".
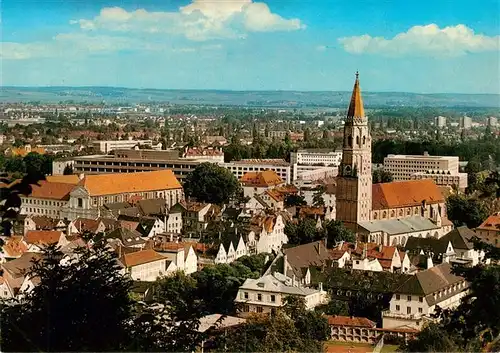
[{"left": 1, "top": 86, "right": 498, "bottom": 108}]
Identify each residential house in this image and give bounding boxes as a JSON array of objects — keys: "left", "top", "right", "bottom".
[
  {"left": 67, "top": 217, "right": 106, "bottom": 236},
  {"left": 246, "top": 213, "right": 288, "bottom": 254},
  {"left": 240, "top": 170, "right": 285, "bottom": 198},
  {"left": 23, "top": 215, "right": 67, "bottom": 235},
  {"left": 105, "top": 228, "right": 146, "bottom": 249},
  {"left": 441, "top": 226, "right": 487, "bottom": 266},
  {"left": 176, "top": 202, "right": 220, "bottom": 236},
  {"left": 475, "top": 212, "right": 500, "bottom": 247},
  {"left": 259, "top": 190, "right": 285, "bottom": 210},
  {"left": 382, "top": 263, "right": 468, "bottom": 330},
  {"left": 339, "top": 242, "right": 412, "bottom": 273},
  {"left": 118, "top": 215, "right": 166, "bottom": 238},
  {"left": 60, "top": 170, "right": 184, "bottom": 221},
  {"left": 154, "top": 242, "right": 198, "bottom": 275},
  {"left": 404, "top": 236, "right": 455, "bottom": 265},
  {"left": 214, "top": 235, "right": 248, "bottom": 265},
  {"left": 278, "top": 241, "right": 334, "bottom": 286},
  {"left": 0, "top": 236, "right": 28, "bottom": 263},
  {"left": 234, "top": 273, "right": 328, "bottom": 317},
  {"left": 0, "top": 252, "right": 40, "bottom": 299},
  {"left": 23, "top": 230, "right": 68, "bottom": 252},
  {"left": 119, "top": 249, "right": 176, "bottom": 281}
]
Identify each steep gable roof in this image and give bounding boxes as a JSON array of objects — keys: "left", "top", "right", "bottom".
[
  {"left": 2, "top": 252, "right": 40, "bottom": 278},
  {"left": 477, "top": 212, "right": 500, "bottom": 232},
  {"left": 283, "top": 241, "right": 332, "bottom": 278},
  {"left": 119, "top": 249, "right": 166, "bottom": 267},
  {"left": 105, "top": 228, "right": 145, "bottom": 247},
  {"left": 372, "top": 179, "right": 444, "bottom": 210},
  {"left": 2, "top": 236, "right": 28, "bottom": 257},
  {"left": 240, "top": 170, "right": 283, "bottom": 187},
  {"left": 327, "top": 315, "right": 375, "bottom": 328},
  {"left": 24, "top": 230, "right": 62, "bottom": 245},
  {"left": 78, "top": 170, "right": 182, "bottom": 196},
  {"left": 29, "top": 181, "right": 74, "bottom": 201},
  {"left": 441, "top": 226, "right": 475, "bottom": 250},
  {"left": 29, "top": 216, "right": 63, "bottom": 230},
  {"left": 72, "top": 218, "right": 103, "bottom": 233},
  {"left": 404, "top": 237, "right": 451, "bottom": 255}
]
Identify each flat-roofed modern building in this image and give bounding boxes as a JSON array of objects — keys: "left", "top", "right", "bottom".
[
  {"left": 221, "top": 159, "right": 292, "bottom": 184},
  {"left": 383, "top": 152, "right": 460, "bottom": 181},
  {"left": 92, "top": 139, "right": 162, "bottom": 153},
  {"left": 73, "top": 149, "right": 201, "bottom": 181},
  {"left": 290, "top": 149, "right": 342, "bottom": 166}
]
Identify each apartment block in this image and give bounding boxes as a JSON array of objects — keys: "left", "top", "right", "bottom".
[
  {"left": 383, "top": 152, "right": 460, "bottom": 181},
  {"left": 411, "top": 170, "right": 468, "bottom": 191},
  {"left": 92, "top": 139, "right": 162, "bottom": 153},
  {"left": 221, "top": 159, "right": 292, "bottom": 184},
  {"left": 290, "top": 149, "right": 342, "bottom": 166}
]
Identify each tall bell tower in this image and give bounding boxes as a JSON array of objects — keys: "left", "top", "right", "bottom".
[{"left": 336, "top": 72, "right": 372, "bottom": 230}]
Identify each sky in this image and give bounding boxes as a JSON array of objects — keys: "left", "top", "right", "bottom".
[{"left": 1, "top": 0, "right": 499, "bottom": 93}]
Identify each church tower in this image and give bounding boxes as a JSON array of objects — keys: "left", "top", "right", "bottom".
[{"left": 336, "top": 72, "right": 372, "bottom": 230}]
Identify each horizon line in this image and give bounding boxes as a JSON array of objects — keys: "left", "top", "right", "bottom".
[{"left": 2, "top": 85, "right": 499, "bottom": 96}]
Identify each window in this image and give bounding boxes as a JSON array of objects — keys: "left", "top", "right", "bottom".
[
  {"left": 407, "top": 295, "right": 412, "bottom": 301},
  {"left": 243, "top": 305, "right": 249, "bottom": 312},
  {"left": 396, "top": 305, "right": 400, "bottom": 311},
  {"left": 257, "top": 293, "right": 262, "bottom": 301},
  {"left": 244, "top": 292, "right": 249, "bottom": 299},
  {"left": 256, "top": 306, "right": 263, "bottom": 313},
  {"left": 78, "top": 198, "right": 83, "bottom": 208},
  {"left": 270, "top": 295, "right": 276, "bottom": 302},
  {"left": 407, "top": 307, "right": 411, "bottom": 314},
  {"left": 396, "top": 294, "right": 400, "bottom": 300},
  {"left": 418, "top": 308, "right": 423, "bottom": 314},
  {"left": 419, "top": 297, "right": 423, "bottom": 303}
]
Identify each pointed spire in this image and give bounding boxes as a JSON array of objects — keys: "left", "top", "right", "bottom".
[{"left": 347, "top": 71, "right": 365, "bottom": 119}]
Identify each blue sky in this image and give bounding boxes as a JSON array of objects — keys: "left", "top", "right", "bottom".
[{"left": 1, "top": 0, "right": 499, "bottom": 93}]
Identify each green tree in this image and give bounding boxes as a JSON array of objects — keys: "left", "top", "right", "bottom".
[
  {"left": 284, "top": 194, "right": 307, "bottom": 207},
  {"left": 446, "top": 194, "right": 488, "bottom": 228},
  {"left": 372, "top": 169, "right": 394, "bottom": 183},
  {"left": 403, "top": 323, "right": 460, "bottom": 352},
  {"left": 1, "top": 242, "right": 134, "bottom": 352},
  {"left": 63, "top": 164, "right": 73, "bottom": 175},
  {"left": 312, "top": 185, "right": 326, "bottom": 206},
  {"left": 323, "top": 220, "right": 356, "bottom": 247},
  {"left": 316, "top": 299, "right": 350, "bottom": 316},
  {"left": 184, "top": 163, "right": 241, "bottom": 205}
]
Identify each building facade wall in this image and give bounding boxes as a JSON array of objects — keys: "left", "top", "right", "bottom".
[{"left": 384, "top": 154, "right": 459, "bottom": 181}]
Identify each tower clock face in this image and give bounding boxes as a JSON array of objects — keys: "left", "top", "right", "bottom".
[{"left": 344, "top": 165, "right": 352, "bottom": 176}]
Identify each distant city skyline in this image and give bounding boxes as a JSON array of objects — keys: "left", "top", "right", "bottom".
[{"left": 1, "top": 0, "right": 499, "bottom": 94}]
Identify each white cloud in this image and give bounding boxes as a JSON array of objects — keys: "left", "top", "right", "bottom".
[
  {"left": 74, "top": 0, "right": 305, "bottom": 41},
  {"left": 339, "top": 24, "right": 500, "bottom": 57}
]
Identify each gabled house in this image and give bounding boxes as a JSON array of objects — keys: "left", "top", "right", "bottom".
[
  {"left": 0, "top": 252, "right": 40, "bottom": 299},
  {"left": 154, "top": 242, "right": 198, "bottom": 275},
  {"left": 23, "top": 230, "right": 68, "bottom": 252},
  {"left": 105, "top": 228, "right": 146, "bottom": 249},
  {"left": 404, "top": 236, "right": 455, "bottom": 265},
  {"left": 119, "top": 249, "right": 175, "bottom": 281},
  {"left": 118, "top": 215, "right": 165, "bottom": 238},
  {"left": 259, "top": 190, "right": 285, "bottom": 211},
  {"left": 240, "top": 170, "right": 285, "bottom": 198},
  {"left": 278, "top": 241, "right": 334, "bottom": 286},
  {"left": 176, "top": 201, "right": 219, "bottom": 236},
  {"left": 246, "top": 213, "right": 288, "bottom": 254},
  {"left": 441, "top": 226, "right": 487, "bottom": 266},
  {"left": 67, "top": 217, "right": 106, "bottom": 236},
  {"left": 165, "top": 205, "right": 183, "bottom": 234},
  {"left": 234, "top": 273, "right": 329, "bottom": 317},
  {"left": 475, "top": 212, "right": 500, "bottom": 247},
  {"left": 1, "top": 236, "right": 28, "bottom": 263},
  {"left": 382, "top": 263, "right": 468, "bottom": 330},
  {"left": 24, "top": 215, "right": 67, "bottom": 235},
  {"left": 339, "top": 242, "right": 412, "bottom": 273}
]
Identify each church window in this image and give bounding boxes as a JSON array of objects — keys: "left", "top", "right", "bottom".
[
  {"left": 363, "top": 136, "right": 366, "bottom": 145},
  {"left": 347, "top": 135, "right": 353, "bottom": 147},
  {"left": 356, "top": 136, "right": 360, "bottom": 146},
  {"left": 383, "top": 211, "right": 387, "bottom": 218}
]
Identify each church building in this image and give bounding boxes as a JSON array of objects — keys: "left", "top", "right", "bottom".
[{"left": 336, "top": 73, "right": 453, "bottom": 246}]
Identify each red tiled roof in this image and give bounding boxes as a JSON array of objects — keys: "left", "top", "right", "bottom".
[
  {"left": 29, "top": 181, "right": 74, "bottom": 201},
  {"left": 326, "top": 315, "right": 376, "bottom": 328},
  {"left": 477, "top": 213, "right": 500, "bottom": 232},
  {"left": 24, "top": 231, "right": 62, "bottom": 245},
  {"left": 372, "top": 179, "right": 444, "bottom": 210},
  {"left": 2, "top": 236, "right": 28, "bottom": 257},
  {"left": 119, "top": 249, "right": 166, "bottom": 267},
  {"left": 240, "top": 170, "right": 284, "bottom": 187}
]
